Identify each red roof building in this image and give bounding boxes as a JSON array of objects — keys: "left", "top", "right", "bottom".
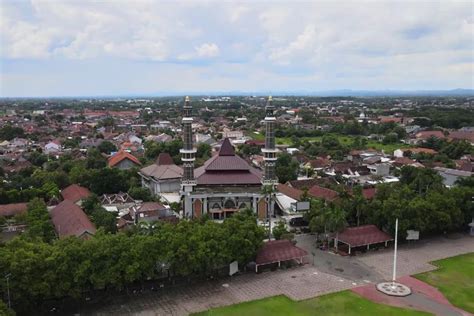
[
  {"left": 415, "top": 130, "right": 446, "bottom": 140},
  {"left": 334, "top": 225, "right": 393, "bottom": 255},
  {"left": 195, "top": 138, "right": 262, "bottom": 185},
  {"left": 108, "top": 150, "right": 141, "bottom": 169},
  {"left": 362, "top": 187, "right": 377, "bottom": 200},
  {"left": 189, "top": 138, "right": 264, "bottom": 220},
  {"left": 61, "top": 184, "right": 91, "bottom": 203},
  {"left": 277, "top": 184, "right": 303, "bottom": 201},
  {"left": 50, "top": 200, "right": 96, "bottom": 239},
  {"left": 0, "top": 203, "right": 28, "bottom": 217},
  {"left": 255, "top": 240, "right": 308, "bottom": 272},
  {"left": 308, "top": 185, "right": 339, "bottom": 202}
]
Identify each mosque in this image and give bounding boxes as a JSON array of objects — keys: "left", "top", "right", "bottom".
[{"left": 180, "top": 96, "right": 278, "bottom": 220}]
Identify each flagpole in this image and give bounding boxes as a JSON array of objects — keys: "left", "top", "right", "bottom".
[{"left": 392, "top": 218, "right": 398, "bottom": 286}]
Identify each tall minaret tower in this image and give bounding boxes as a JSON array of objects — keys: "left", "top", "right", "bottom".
[
  {"left": 180, "top": 96, "right": 196, "bottom": 217},
  {"left": 262, "top": 95, "right": 278, "bottom": 185}
]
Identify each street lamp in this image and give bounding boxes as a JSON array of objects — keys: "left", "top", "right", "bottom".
[{"left": 4, "top": 273, "right": 11, "bottom": 309}]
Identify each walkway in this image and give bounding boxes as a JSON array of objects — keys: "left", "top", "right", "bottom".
[
  {"left": 83, "top": 234, "right": 473, "bottom": 315},
  {"left": 353, "top": 276, "right": 472, "bottom": 316}
]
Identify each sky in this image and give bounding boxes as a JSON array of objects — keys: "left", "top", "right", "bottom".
[{"left": 0, "top": 0, "right": 473, "bottom": 97}]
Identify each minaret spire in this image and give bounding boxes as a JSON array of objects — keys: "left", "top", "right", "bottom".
[
  {"left": 180, "top": 96, "right": 196, "bottom": 217},
  {"left": 262, "top": 95, "right": 278, "bottom": 185}
]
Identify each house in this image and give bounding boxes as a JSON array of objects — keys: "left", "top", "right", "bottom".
[
  {"left": 308, "top": 185, "right": 339, "bottom": 202},
  {"left": 0, "top": 203, "right": 28, "bottom": 218},
  {"left": 275, "top": 184, "right": 307, "bottom": 215},
  {"left": 393, "top": 148, "right": 437, "bottom": 158},
  {"left": 130, "top": 202, "right": 177, "bottom": 224},
  {"left": 44, "top": 140, "right": 61, "bottom": 155},
  {"left": 50, "top": 200, "right": 96, "bottom": 239},
  {"left": 448, "top": 131, "right": 474, "bottom": 145},
  {"left": 434, "top": 167, "right": 473, "bottom": 187},
  {"left": 367, "top": 163, "right": 390, "bottom": 177},
  {"left": 61, "top": 184, "right": 91, "bottom": 205},
  {"left": 139, "top": 153, "right": 183, "bottom": 195},
  {"left": 415, "top": 131, "right": 446, "bottom": 142},
  {"left": 108, "top": 151, "right": 142, "bottom": 170}
]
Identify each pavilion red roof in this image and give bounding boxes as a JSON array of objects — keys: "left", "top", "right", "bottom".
[
  {"left": 337, "top": 225, "right": 393, "bottom": 247},
  {"left": 256, "top": 240, "right": 308, "bottom": 265}
]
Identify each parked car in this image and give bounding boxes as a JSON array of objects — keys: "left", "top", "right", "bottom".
[{"left": 289, "top": 217, "right": 309, "bottom": 227}]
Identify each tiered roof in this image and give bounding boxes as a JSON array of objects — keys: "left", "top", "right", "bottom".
[{"left": 195, "top": 138, "right": 261, "bottom": 185}]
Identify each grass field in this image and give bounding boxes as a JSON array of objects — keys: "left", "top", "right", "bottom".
[
  {"left": 415, "top": 252, "right": 474, "bottom": 313},
  {"left": 194, "top": 291, "right": 431, "bottom": 316}
]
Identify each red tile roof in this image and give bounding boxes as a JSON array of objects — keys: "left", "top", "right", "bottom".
[
  {"left": 195, "top": 138, "right": 261, "bottom": 185},
  {"left": 108, "top": 150, "right": 141, "bottom": 167},
  {"left": 218, "top": 138, "right": 235, "bottom": 156},
  {"left": 308, "top": 185, "right": 338, "bottom": 201},
  {"left": 415, "top": 131, "right": 446, "bottom": 140},
  {"left": 337, "top": 225, "right": 393, "bottom": 247},
  {"left": 362, "top": 187, "right": 377, "bottom": 200},
  {"left": 277, "top": 184, "right": 303, "bottom": 201},
  {"left": 403, "top": 148, "right": 437, "bottom": 155},
  {"left": 256, "top": 240, "right": 308, "bottom": 265},
  {"left": 50, "top": 200, "right": 96, "bottom": 238},
  {"left": 449, "top": 131, "right": 474, "bottom": 143},
  {"left": 0, "top": 203, "right": 28, "bottom": 217},
  {"left": 61, "top": 184, "right": 91, "bottom": 203},
  {"left": 156, "top": 152, "right": 174, "bottom": 165}
]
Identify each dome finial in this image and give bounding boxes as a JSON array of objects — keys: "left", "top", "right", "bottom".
[
  {"left": 268, "top": 95, "right": 272, "bottom": 101},
  {"left": 185, "top": 96, "right": 190, "bottom": 102}
]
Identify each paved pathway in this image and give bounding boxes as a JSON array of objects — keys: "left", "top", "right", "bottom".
[
  {"left": 83, "top": 234, "right": 473, "bottom": 315},
  {"left": 84, "top": 265, "right": 354, "bottom": 315},
  {"left": 353, "top": 276, "right": 472, "bottom": 316},
  {"left": 295, "top": 234, "right": 384, "bottom": 282},
  {"left": 356, "top": 234, "right": 474, "bottom": 279}
]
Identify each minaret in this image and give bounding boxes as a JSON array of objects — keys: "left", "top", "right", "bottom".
[
  {"left": 180, "top": 96, "right": 196, "bottom": 217},
  {"left": 262, "top": 96, "right": 278, "bottom": 185}
]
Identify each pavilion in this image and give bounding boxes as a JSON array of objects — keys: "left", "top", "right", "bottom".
[
  {"left": 333, "top": 225, "right": 393, "bottom": 255},
  {"left": 255, "top": 239, "right": 308, "bottom": 272}
]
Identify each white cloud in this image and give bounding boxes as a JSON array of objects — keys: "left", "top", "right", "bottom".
[
  {"left": 0, "top": 0, "right": 473, "bottom": 96},
  {"left": 195, "top": 43, "right": 220, "bottom": 58}
]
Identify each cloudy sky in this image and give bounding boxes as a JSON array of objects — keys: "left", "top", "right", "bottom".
[{"left": 1, "top": 0, "right": 473, "bottom": 97}]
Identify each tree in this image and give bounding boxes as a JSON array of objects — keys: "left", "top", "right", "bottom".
[
  {"left": 0, "top": 299, "right": 15, "bottom": 316},
  {"left": 196, "top": 143, "right": 211, "bottom": 159},
  {"left": 272, "top": 221, "right": 289, "bottom": 240},
  {"left": 276, "top": 153, "right": 299, "bottom": 184},
  {"left": 90, "top": 207, "right": 117, "bottom": 233},
  {"left": 98, "top": 140, "right": 117, "bottom": 154},
  {"left": 86, "top": 148, "right": 107, "bottom": 169},
  {"left": 24, "top": 198, "right": 56, "bottom": 242},
  {"left": 328, "top": 205, "right": 347, "bottom": 252},
  {"left": 128, "top": 186, "right": 154, "bottom": 202},
  {"left": 0, "top": 125, "right": 25, "bottom": 141}
]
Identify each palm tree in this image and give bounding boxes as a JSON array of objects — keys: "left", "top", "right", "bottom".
[
  {"left": 327, "top": 206, "right": 347, "bottom": 252},
  {"left": 261, "top": 184, "right": 276, "bottom": 240}
]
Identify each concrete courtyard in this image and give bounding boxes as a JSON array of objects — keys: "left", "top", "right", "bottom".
[{"left": 83, "top": 234, "right": 473, "bottom": 316}]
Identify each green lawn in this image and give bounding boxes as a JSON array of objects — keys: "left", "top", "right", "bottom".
[
  {"left": 194, "top": 291, "right": 431, "bottom": 316},
  {"left": 247, "top": 130, "right": 411, "bottom": 153},
  {"left": 415, "top": 252, "right": 474, "bottom": 313}
]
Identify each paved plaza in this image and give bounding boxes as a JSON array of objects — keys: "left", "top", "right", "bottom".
[
  {"left": 84, "top": 266, "right": 354, "bottom": 316},
  {"left": 356, "top": 234, "right": 474, "bottom": 279},
  {"left": 84, "top": 234, "right": 473, "bottom": 315}
]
